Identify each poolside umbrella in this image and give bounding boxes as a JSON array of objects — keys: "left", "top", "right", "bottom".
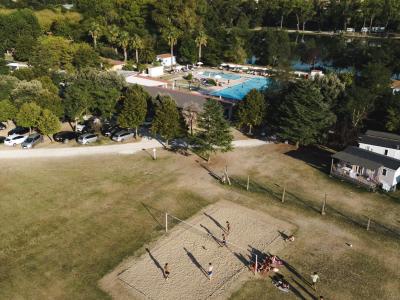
[
  {"left": 214, "top": 75, "right": 222, "bottom": 80},
  {"left": 197, "top": 62, "right": 203, "bottom": 65}
]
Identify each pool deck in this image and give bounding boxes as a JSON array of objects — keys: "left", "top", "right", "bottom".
[
  {"left": 195, "top": 68, "right": 269, "bottom": 94},
  {"left": 158, "top": 67, "right": 270, "bottom": 102}
]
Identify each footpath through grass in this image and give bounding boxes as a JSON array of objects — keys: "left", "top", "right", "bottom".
[{"left": 0, "top": 153, "right": 211, "bottom": 299}]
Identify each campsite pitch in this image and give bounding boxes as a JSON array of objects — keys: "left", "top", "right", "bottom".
[{"left": 100, "top": 201, "right": 295, "bottom": 300}]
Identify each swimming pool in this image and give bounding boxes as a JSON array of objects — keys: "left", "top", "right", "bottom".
[
  {"left": 201, "top": 71, "right": 241, "bottom": 81},
  {"left": 211, "top": 77, "right": 271, "bottom": 100}
]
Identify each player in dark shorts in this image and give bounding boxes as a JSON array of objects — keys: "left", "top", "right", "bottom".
[
  {"left": 208, "top": 262, "right": 213, "bottom": 280},
  {"left": 164, "top": 263, "right": 170, "bottom": 280}
]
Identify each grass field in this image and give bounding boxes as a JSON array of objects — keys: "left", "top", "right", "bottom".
[
  {"left": 0, "top": 152, "right": 214, "bottom": 299},
  {"left": 1, "top": 144, "right": 399, "bottom": 299}
]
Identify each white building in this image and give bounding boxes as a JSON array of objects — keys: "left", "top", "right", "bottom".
[
  {"left": 6, "top": 62, "right": 29, "bottom": 71},
  {"left": 331, "top": 146, "right": 400, "bottom": 192},
  {"left": 359, "top": 130, "right": 400, "bottom": 160},
  {"left": 147, "top": 66, "right": 164, "bottom": 77},
  {"left": 156, "top": 54, "right": 176, "bottom": 67},
  {"left": 331, "top": 130, "right": 400, "bottom": 191}
]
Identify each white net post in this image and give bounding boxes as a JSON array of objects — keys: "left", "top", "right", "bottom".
[
  {"left": 255, "top": 254, "right": 258, "bottom": 275},
  {"left": 165, "top": 212, "right": 168, "bottom": 233}
]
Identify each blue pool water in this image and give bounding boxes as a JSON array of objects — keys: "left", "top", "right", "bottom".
[
  {"left": 202, "top": 71, "right": 241, "bottom": 81},
  {"left": 211, "top": 77, "right": 271, "bottom": 101}
]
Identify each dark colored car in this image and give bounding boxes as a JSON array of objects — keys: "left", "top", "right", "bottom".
[
  {"left": 7, "top": 127, "right": 29, "bottom": 136},
  {"left": 0, "top": 122, "right": 6, "bottom": 130},
  {"left": 101, "top": 124, "right": 120, "bottom": 137},
  {"left": 0, "top": 136, "right": 5, "bottom": 143},
  {"left": 53, "top": 131, "right": 80, "bottom": 143}
]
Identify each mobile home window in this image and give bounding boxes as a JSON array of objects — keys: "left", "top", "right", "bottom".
[
  {"left": 384, "top": 149, "right": 388, "bottom": 155},
  {"left": 382, "top": 169, "right": 387, "bottom": 176}
]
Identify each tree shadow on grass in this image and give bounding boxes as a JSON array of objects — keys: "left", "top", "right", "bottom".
[
  {"left": 284, "top": 146, "right": 333, "bottom": 174},
  {"left": 183, "top": 247, "right": 208, "bottom": 278}
]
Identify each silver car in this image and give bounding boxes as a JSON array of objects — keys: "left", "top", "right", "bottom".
[
  {"left": 112, "top": 130, "right": 134, "bottom": 142},
  {"left": 77, "top": 133, "right": 98, "bottom": 144},
  {"left": 21, "top": 133, "right": 44, "bottom": 149}
]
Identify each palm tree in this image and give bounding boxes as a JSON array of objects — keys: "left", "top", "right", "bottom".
[
  {"left": 88, "top": 21, "right": 101, "bottom": 49},
  {"left": 162, "top": 26, "right": 181, "bottom": 71},
  {"left": 107, "top": 24, "right": 120, "bottom": 54},
  {"left": 195, "top": 31, "right": 207, "bottom": 62},
  {"left": 118, "top": 31, "right": 130, "bottom": 62},
  {"left": 130, "top": 34, "right": 143, "bottom": 64}
]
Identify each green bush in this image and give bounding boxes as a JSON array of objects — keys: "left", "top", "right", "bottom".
[
  {"left": 206, "top": 78, "right": 217, "bottom": 86},
  {"left": 122, "top": 61, "right": 136, "bottom": 71},
  {"left": 184, "top": 73, "right": 193, "bottom": 81}
]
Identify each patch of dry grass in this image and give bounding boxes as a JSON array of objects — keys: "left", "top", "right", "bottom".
[{"left": 0, "top": 152, "right": 212, "bottom": 299}]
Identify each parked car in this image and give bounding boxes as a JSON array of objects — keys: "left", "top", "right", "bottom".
[
  {"left": 111, "top": 130, "right": 135, "bottom": 142},
  {"left": 4, "top": 134, "right": 28, "bottom": 146},
  {"left": 53, "top": 131, "right": 80, "bottom": 143},
  {"left": 101, "top": 123, "right": 120, "bottom": 137},
  {"left": 21, "top": 133, "right": 44, "bottom": 149},
  {"left": 0, "top": 136, "right": 6, "bottom": 143},
  {"left": 0, "top": 122, "right": 6, "bottom": 130},
  {"left": 8, "top": 127, "right": 29, "bottom": 136},
  {"left": 77, "top": 133, "right": 98, "bottom": 144}
]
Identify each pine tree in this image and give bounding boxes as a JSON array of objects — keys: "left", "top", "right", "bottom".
[
  {"left": 37, "top": 109, "right": 61, "bottom": 141},
  {"left": 236, "top": 89, "right": 266, "bottom": 135},
  {"left": 118, "top": 85, "right": 148, "bottom": 138},
  {"left": 196, "top": 99, "right": 233, "bottom": 161},
  {"left": 151, "top": 95, "right": 184, "bottom": 146},
  {"left": 277, "top": 80, "right": 336, "bottom": 147}
]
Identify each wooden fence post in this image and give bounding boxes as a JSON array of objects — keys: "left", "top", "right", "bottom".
[
  {"left": 281, "top": 184, "right": 286, "bottom": 203},
  {"left": 367, "top": 218, "right": 371, "bottom": 231},
  {"left": 225, "top": 165, "right": 231, "bottom": 186},
  {"left": 246, "top": 175, "right": 250, "bottom": 191},
  {"left": 321, "top": 193, "right": 327, "bottom": 215}
]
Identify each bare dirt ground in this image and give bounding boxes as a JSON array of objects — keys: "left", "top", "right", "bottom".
[{"left": 100, "top": 201, "right": 295, "bottom": 300}]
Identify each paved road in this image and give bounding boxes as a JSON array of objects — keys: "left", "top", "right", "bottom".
[{"left": 0, "top": 138, "right": 269, "bottom": 159}]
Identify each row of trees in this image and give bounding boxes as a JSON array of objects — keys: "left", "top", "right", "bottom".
[
  {"left": 118, "top": 85, "right": 233, "bottom": 159},
  {"left": 0, "top": 70, "right": 232, "bottom": 158}
]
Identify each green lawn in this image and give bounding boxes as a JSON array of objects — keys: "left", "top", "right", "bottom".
[{"left": 0, "top": 152, "right": 212, "bottom": 299}]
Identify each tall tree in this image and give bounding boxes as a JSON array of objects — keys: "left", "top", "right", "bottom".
[
  {"left": 162, "top": 26, "right": 181, "bottom": 71},
  {"left": 118, "top": 31, "right": 130, "bottom": 62},
  {"left": 276, "top": 80, "right": 336, "bottom": 147},
  {"left": 151, "top": 95, "right": 184, "bottom": 146},
  {"left": 130, "top": 34, "right": 143, "bottom": 64},
  {"left": 195, "top": 99, "right": 233, "bottom": 161},
  {"left": 88, "top": 21, "right": 102, "bottom": 49},
  {"left": 195, "top": 31, "right": 208, "bottom": 62},
  {"left": 15, "top": 102, "right": 42, "bottom": 133},
  {"left": 236, "top": 89, "right": 266, "bottom": 135},
  {"left": 37, "top": 109, "right": 61, "bottom": 141},
  {"left": 107, "top": 24, "right": 120, "bottom": 54},
  {"left": 118, "top": 85, "right": 148, "bottom": 137}
]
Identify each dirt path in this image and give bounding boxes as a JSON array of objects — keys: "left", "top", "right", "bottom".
[{"left": 0, "top": 138, "right": 268, "bottom": 159}]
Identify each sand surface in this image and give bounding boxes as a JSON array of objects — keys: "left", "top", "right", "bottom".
[{"left": 100, "top": 201, "right": 295, "bottom": 300}]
